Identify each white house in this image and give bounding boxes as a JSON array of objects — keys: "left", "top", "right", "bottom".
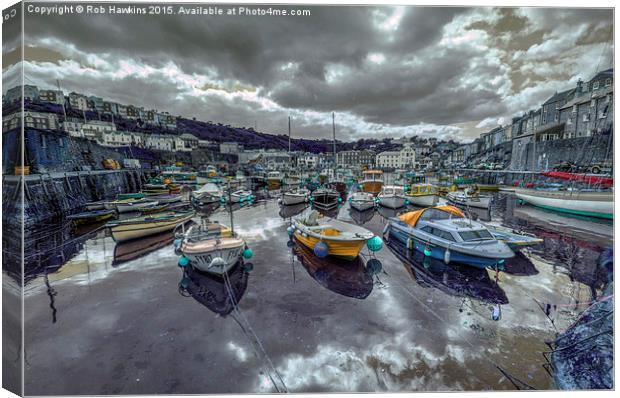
[
  {"left": 298, "top": 153, "right": 319, "bottom": 169},
  {"left": 81, "top": 120, "right": 116, "bottom": 140},
  {"left": 145, "top": 134, "right": 173, "bottom": 151},
  {"left": 68, "top": 92, "right": 89, "bottom": 110},
  {"left": 376, "top": 144, "right": 416, "bottom": 169}
]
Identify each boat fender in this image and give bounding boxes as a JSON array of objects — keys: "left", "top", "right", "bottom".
[
  {"left": 313, "top": 241, "right": 329, "bottom": 258},
  {"left": 178, "top": 256, "right": 190, "bottom": 268},
  {"left": 367, "top": 236, "right": 383, "bottom": 252},
  {"left": 492, "top": 305, "right": 502, "bottom": 321},
  {"left": 404, "top": 200, "right": 410, "bottom": 205},
  {"left": 407, "top": 238, "right": 413, "bottom": 250},
  {"left": 286, "top": 226, "right": 295, "bottom": 238},
  {"left": 423, "top": 245, "right": 432, "bottom": 257},
  {"left": 173, "top": 238, "right": 183, "bottom": 255},
  {"left": 242, "top": 248, "right": 253, "bottom": 259},
  {"left": 243, "top": 262, "right": 254, "bottom": 272},
  {"left": 179, "top": 276, "right": 190, "bottom": 290},
  {"left": 444, "top": 247, "right": 451, "bottom": 264},
  {"left": 338, "top": 197, "right": 343, "bottom": 203}
]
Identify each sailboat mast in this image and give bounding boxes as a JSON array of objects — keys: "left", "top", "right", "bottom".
[
  {"left": 288, "top": 115, "right": 291, "bottom": 154},
  {"left": 332, "top": 112, "right": 336, "bottom": 167}
]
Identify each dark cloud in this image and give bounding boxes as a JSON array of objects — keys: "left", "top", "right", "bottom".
[{"left": 10, "top": 4, "right": 615, "bottom": 141}]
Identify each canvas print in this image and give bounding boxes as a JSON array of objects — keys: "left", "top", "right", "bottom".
[{"left": 1, "top": 1, "right": 614, "bottom": 395}]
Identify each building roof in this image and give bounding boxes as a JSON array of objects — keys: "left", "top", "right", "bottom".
[
  {"left": 542, "top": 88, "right": 576, "bottom": 105},
  {"left": 589, "top": 68, "right": 613, "bottom": 82}
]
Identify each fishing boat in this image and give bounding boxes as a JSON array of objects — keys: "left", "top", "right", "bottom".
[
  {"left": 485, "top": 225, "right": 544, "bottom": 251},
  {"left": 177, "top": 220, "right": 249, "bottom": 276},
  {"left": 311, "top": 187, "right": 340, "bottom": 210},
  {"left": 514, "top": 188, "right": 613, "bottom": 219},
  {"left": 192, "top": 183, "right": 223, "bottom": 204},
  {"left": 149, "top": 194, "right": 183, "bottom": 204},
  {"left": 267, "top": 171, "right": 283, "bottom": 189},
  {"left": 291, "top": 210, "right": 377, "bottom": 260},
  {"left": 138, "top": 203, "right": 170, "bottom": 215},
  {"left": 329, "top": 179, "right": 347, "bottom": 194},
  {"left": 116, "top": 192, "right": 146, "bottom": 201},
  {"left": 360, "top": 170, "right": 383, "bottom": 195},
  {"left": 378, "top": 185, "right": 407, "bottom": 209},
  {"left": 281, "top": 187, "right": 309, "bottom": 206},
  {"left": 141, "top": 188, "right": 170, "bottom": 196},
  {"left": 406, "top": 184, "right": 439, "bottom": 207},
  {"left": 447, "top": 189, "right": 491, "bottom": 209},
  {"left": 384, "top": 205, "right": 514, "bottom": 269},
  {"left": 85, "top": 200, "right": 106, "bottom": 211},
  {"left": 67, "top": 209, "right": 116, "bottom": 225},
  {"left": 107, "top": 211, "right": 194, "bottom": 242},
  {"left": 104, "top": 198, "right": 159, "bottom": 213},
  {"left": 144, "top": 177, "right": 167, "bottom": 190},
  {"left": 349, "top": 191, "right": 375, "bottom": 211},
  {"left": 230, "top": 189, "right": 253, "bottom": 203},
  {"left": 283, "top": 173, "right": 301, "bottom": 187}
]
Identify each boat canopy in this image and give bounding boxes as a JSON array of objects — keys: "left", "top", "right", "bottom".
[
  {"left": 541, "top": 172, "right": 613, "bottom": 187},
  {"left": 398, "top": 205, "right": 464, "bottom": 227}
]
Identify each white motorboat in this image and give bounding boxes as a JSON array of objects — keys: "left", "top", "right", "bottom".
[
  {"left": 230, "top": 189, "right": 253, "bottom": 203},
  {"left": 384, "top": 205, "right": 514, "bottom": 269},
  {"left": 378, "top": 185, "right": 407, "bottom": 209},
  {"left": 192, "top": 183, "right": 223, "bottom": 203},
  {"left": 447, "top": 189, "right": 491, "bottom": 209},
  {"left": 349, "top": 191, "right": 375, "bottom": 211},
  {"left": 282, "top": 187, "right": 309, "bottom": 205},
  {"left": 514, "top": 188, "right": 613, "bottom": 219},
  {"left": 177, "top": 221, "right": 250, "bottom": 276}
]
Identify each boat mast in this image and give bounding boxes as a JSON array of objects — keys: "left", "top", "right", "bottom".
[
  {"left": 288, "top": 115, "right": 291, "bottom": 154},
  {"left": 332, "top": 112, "right": 336, "bottom": 171},
  {"left": 227, "top": 181, "right": 234, "bottom": 234}
]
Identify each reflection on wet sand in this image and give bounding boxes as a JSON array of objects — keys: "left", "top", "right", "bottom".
[
  {"left": 348, "top": 208, "right": 375, "bottom": 225},
  {"left": 179, "top": 262, "right": 250, "bottom": 316},
  {"left": 387, "top": 238, "right": 508, "bottom": 304},
  {"left": 292, "top": 240, "right": 381, "bottom": 299},
  {"left": 113, "top": 230, "right": 176, "bottom": 265},
  {"left": 278, "top": 203, "right": 309, "bottom": 219}
]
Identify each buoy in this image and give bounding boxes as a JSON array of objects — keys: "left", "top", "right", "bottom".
[
  {"left": 178, "top": 256, "right": 189, "bottom": 267},
  {"left": 338, "top": 197, "right": 343, "bottom": 203},
  {"left": 287, "top": 226, "right": 295, "bottom": 238},
  {"left": 179, "top": 276, "right": 190, "bottom": 289},
  {"left": 366, "top": 258, "right": 383, "bottom": 275},
  {"left": 367, "top": 236, "right": 383, "bottom": 252},
  {"left": 423, "top": 246, "right": 432, "bottom": 257},
  {"left": 313, "top": 241, "right": 329, "bottom": 258},
  {"left": 242, "top": 248, "right": 253, "bottom": 259},
  {"left": 173, "top": 238, "right": 183, "bottom": 255},
  {"left": 444, "top": 248, "right": 451, "bottom": 264},
  {"left": 404, "top": 200, "right": 410, "bottom": 205},
  {"left": 243, "top": 262, "right": 254, "bottom": 272}
]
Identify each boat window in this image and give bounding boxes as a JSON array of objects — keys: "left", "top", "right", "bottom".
[
  {"left": 459, "top": 229, "right": 494, "bottom": 241},
  {"left": 419, "top": 208, "right": 454, "bottom": 222},
  {"left": 420, "top": 186, "right": 428, "bottom": 194},
  {"left": 420, "top": 225, "right": 456, "bottom": 241}
]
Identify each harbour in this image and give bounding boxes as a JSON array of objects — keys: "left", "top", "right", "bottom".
[{"left": 13, "top": 183, "right": 612, "bottom": 394}]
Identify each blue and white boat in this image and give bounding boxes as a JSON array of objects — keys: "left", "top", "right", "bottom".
[{"left": 384, "top": 205, "right": 514, "bottom": 269}]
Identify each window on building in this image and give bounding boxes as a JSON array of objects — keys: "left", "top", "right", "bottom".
[
  {"left": 593, "top": 81, "right": 600, "bottom": 90},
  {"left": 583, "top": 113, "right": 590, "bottom": 122},
  {"left": 572, "top": 105, "right": 577, "bottom": 113},
  {"left": 590, "top": 99, "right": 596, "bottom": 107},
  {"left": 605, "top": 78, "right": 612, "bottom": 87}
]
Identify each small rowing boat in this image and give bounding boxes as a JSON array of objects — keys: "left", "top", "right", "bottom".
[
  {"left": 291, "top": 210, "right": 379, "bottom": 260},
  {"left": 349, "top": 191, "right": 375, "bottom": 211},
  {"left": 106, "top": 198, "right": 160, "bottom": 213},
  {"left": 67, "top": 209, "right": 116, "bottom": 225},
  {"left": 139, "top": 203, "right": 170, "bottom": 215},
  {"left": 514, "top": 188, "right": 613, "bottom": 219},
  {"left": 116, "top": 192, "right": 145, "bottom": 200},
  {"left": 107, "top": 211, "right": 194, "bottom": 242}
]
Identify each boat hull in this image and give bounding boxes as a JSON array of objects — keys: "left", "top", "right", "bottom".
[
  {"left": 182, "top": 240, "right": 245, "bottom": 275},
  {"left": 379, "top": 195, "right": 406, "bottom": 209},
  {"left": 515, "top": 189, "right": 613, "bottom": 219},
  {"left": 282, "top": 193, "right": 307, "bottom": 206},
  {"left": 110, "top": 213, "right": 193, "bottom": 242},
  {"left": 350, "top": 200, "right": 375, "bottom": 211},
  {"left": 293, "top": 234, "right": 365, "bottom": 261},
  {"left": 406, "top": 194, "right": 438, "bottom": 207},
  {"left": 116, "top": 201, "right": 159, "bottom": 213},
  {"left": 386, "top": 223, "right": 507, "bottom": 269},
  {"left": 447, "top": 193, "right": 490, "bottom": 209}
]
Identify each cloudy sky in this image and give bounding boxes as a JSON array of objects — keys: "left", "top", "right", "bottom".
[{"left": 2, "top": 3, "right": 613, "bottom": 142}]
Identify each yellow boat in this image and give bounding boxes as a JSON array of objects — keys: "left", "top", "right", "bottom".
[
  {"left": 360, "top": 170, "right": 383, "bottom": 195},
  {"left": 107, "top": 211, "right": 194, "bottom": 242},
  {"left": 291, "top": 211, "right": 375, "bottom": 260},
  {"left": 405, "top": 184, "right": 439, "bottom": 207}
]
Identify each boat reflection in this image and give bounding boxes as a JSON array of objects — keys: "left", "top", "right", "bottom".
[
  {"left": 113, "top": 230, "right": 175, "bottom": 265},
  {"left": 179, "top": 262, "right": 250, "bottom": 316},
  {"left": 292, "top": 240, "right": 381, "bottom": 299},
  {"left": 279, "top": 203, "right": 309, "bottom": 219},
  {"left": 387, "top": 239, "right": 508, "bottom": 304},
  {"left": 503, "top": 251, "right": 539, "bottom": 276},
  {"left": 348, "top": 208, "right": 375, "bottom": 225},
  {"left": 311, "top": 203, "right": 341, "bottom": 218},
  {"left": 376, "top": 205, "right": 403, "bottom": 220},
  {"left": 191, "top": 200, "right": 221, "bottom": 217}
]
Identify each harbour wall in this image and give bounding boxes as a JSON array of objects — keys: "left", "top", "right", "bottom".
[{"left": 3, "top": 169, "right": 145, "bottom": 228}]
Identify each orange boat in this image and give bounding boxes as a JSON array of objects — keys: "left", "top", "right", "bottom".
[{"left": 360, "top": 170, "right": 383, "bottom": 195}]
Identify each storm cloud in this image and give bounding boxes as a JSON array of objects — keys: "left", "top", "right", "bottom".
[{"left": 4, "top": 3, "right": 613, "bottom": 141}]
